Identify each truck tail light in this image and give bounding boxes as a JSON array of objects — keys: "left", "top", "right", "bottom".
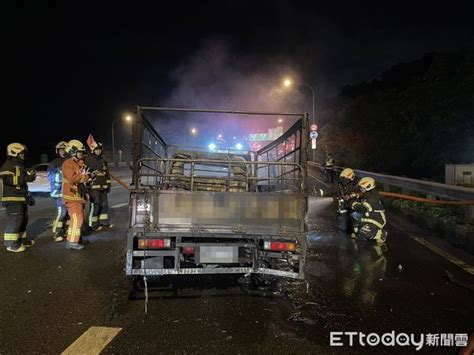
[
  {"left": 138, "top": 238, "right": 171, "bottom": 249},
  {"left": 182, "top": 246, "right": 195, "bottom": 255},
  {"left": 263, "top": 241, "right": 296, "bottom": 252}
]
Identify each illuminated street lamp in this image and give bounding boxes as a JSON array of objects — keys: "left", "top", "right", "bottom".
[
  {"left": 191, "top": 128, "right": 197, "bottom": 135},
  {"left": 112, "top": 114, "right": 133, "bottom": 165},
  {"left": 278, "top": 118, "right": 283, "bottom": 123},
  {"left": 217, "top": 134, "right": 223, "bottom": 139}
]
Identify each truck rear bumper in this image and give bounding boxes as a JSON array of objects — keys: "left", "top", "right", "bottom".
[
  {"left": 125, "top": 250, "right": 303, "bottom": 279},
  {"left": 129, "top": 267, "right": 299, "bottom": 279}
]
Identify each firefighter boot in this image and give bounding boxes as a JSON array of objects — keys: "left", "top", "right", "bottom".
[
  {"left": 23, "top": 240, "right": 36, "bottom": 247},
  {"left": 54, "top": 233, "right": 64, "bottom": 242},
  {"left": 7, "top": 244, "right": 26, "bottom": 253},
  {"left": 66, "top": 242, "right": 84, "bottom": 250}
]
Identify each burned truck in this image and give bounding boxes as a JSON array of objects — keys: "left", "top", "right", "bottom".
[{"left": 126, "top": 107, "right": 309, "bottom": 279}]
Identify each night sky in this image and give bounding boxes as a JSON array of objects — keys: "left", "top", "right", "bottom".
[{"left": 2, "top": 1, "right": 473, "bottom": 163}]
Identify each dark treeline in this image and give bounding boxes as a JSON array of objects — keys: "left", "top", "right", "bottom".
[{"left": 316, "top": 47, "right": 474, "bottom": 182}]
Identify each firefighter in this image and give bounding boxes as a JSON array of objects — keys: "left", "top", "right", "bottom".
[
  {"left": 62, "top": 140, "right": 93, "bottom": 250},
  {"left": 350, "top": 177, "right": 388, "bottom": 244},
  {"left": 0, "top": 143, "right": 36, "bottom": 252},
  {"left": 47, "top": 141, "right": 68, "bottom": 242},
  {"left": 85, "top": 141, "right": 113, "bottom": 231},
  {"left": 336, "top": 168, "right": 359, "bottom": 231},
  {"left": 323, "top": 153, "right": 335, "bottom": 183}
]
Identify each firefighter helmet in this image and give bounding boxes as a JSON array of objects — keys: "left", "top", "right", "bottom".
[
  {"left": 66, "top": 139, "right": 86, "bottom": 155},
  {"left": 358, "top": 177, "right": 376, "bottom": 191},
  {"left": 7, "top": 143, "right": 27, "bottom": 157},
  {"left": 55, "top": 141, "right": 68, "bottom": 154},
  {"left": 339, "top": 168, "right": 355, "bottom": 181}
]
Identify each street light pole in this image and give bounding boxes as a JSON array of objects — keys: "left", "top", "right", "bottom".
[
  {"left": 111, "top": 119, "right": 116, "bottom": 165},
  {"left": 300, "top": 84, "right": 315, "bottom": 127},
  {"left": 282, "top": 78, "right": 317, "bottom": 161},
  {"left": 300, "top": 84, "right": 316, "bottom": 161}
]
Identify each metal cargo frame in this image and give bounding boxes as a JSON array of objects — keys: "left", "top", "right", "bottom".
[{"left": 127, "top": 106, "right": 310, "bottom": 279}]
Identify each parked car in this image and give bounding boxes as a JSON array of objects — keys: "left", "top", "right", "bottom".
[{"left": 28, "top": 163, "right": 51, "bottom": 193}]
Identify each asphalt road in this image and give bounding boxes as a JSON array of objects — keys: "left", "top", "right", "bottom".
[{"left": 0, "top": 171, "right": 473, "bottom": 354}]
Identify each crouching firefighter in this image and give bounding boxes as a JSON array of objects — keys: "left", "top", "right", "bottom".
[
  {"left": 336, "top": 168, "right": 358, "bottom": 231},
  {"left": 350, "top": 177, "right": 388, "bottom": 244},
  {"left": 62, "top": 140, "right": 93, "bottom": 250},
  {"left": 85, "top": 141, "right": 113, "bottom": 231},
  {"left": 47, "top": 141, "right": 68, "bottom": 242},
  {"left": 0, "top": 143, "right": 36, "bottom": 252}
]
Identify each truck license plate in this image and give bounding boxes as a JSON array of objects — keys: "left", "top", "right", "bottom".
[{"left": 199, "top": 246, "right": 238, "bottom": 263}]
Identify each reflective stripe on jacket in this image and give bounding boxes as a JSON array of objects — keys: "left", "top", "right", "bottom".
[
  {"left": 47, "top": 156, "right": 67, "bottom": 198},
  {"left": 351, "top": 190, "right": 386, "bottom": 229},
  {"left": 85, "top": 155, "right": 111, "bottom": 190},
  {"left": 0, "top": 157, "right": 35, "bottom": 203},
  {"left": 62, "top": 157, "right": 89, "bottom": 203}
]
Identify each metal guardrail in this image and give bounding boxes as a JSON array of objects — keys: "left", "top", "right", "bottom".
[{"left": 308, "top": 161, "right": 474, "bottom": 201}]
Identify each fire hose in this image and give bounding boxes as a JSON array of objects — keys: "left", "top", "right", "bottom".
[
  {"left": 379, "top": 191, "right": 474, "bottom": 205},
  {"left": 109, "top": 174, "right": 130, "bottom": 191},
  {"left": 111, "top": 173, "right": 474, "bottom": 205}
]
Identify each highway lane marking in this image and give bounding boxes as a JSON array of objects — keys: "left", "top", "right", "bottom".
[
  {"left": 62, "top": 326, "right": 122, "bottom": 355},
  {"left": 111, "top": 203, "right": 128, "bottom": 209},
  {"left": 308, "top": 173, "right": 331, "bottom": 188},
  {"left": 411, "top": 235, "right": 474, "bottom": 275}
]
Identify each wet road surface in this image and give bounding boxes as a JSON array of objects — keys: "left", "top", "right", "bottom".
[{"left": 0, "top": 172, "right": 472, "bottom": 354}]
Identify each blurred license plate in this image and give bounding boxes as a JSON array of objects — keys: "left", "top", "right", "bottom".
[{"left": 199, "top": 246, "right": 238, "bottom": 263}]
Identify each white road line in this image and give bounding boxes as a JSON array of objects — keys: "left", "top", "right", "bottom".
[
  {"left": 111, "top": 203, "right": 128, "bottom": 209},
  {"left": 62, "top": 326, "right": 122, "bottom": 355},
  {"left": 0, "top": 208, "right": 4, "bottom": 211},
  {"left": 411, "top": 235, "right": 474, "bottom": 275},
  {"left": 308, "top": 173, "right": 331, "bottom": 188}
]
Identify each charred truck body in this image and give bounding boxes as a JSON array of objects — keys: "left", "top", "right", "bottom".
[{"left": 126, "top": 107, "right": 309, "bottom": 279}]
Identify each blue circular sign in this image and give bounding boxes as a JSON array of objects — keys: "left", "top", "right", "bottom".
[{"left": 310, "top": 131, "right": 318, "bottom": 139}]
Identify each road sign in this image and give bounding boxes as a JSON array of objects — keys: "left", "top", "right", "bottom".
[
  {"left": 311, "top": 138, "right": 317, "bottom": 149},
  {"left": 310, "top": 124, "right": 318, "bottom": 131},
  {"left": 310, "top": 131, "right": 318, "bottom": 139},
  {"left": 248, "top": 133, "right": 269, "bottom": 142}
]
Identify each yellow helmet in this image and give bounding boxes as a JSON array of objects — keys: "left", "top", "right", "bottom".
[
  {"left": 66, "top": 139, "right": 86, "bottom": 155},
  {"left": 55, "top": 141, "right": 68, "bottom": 154},
  {"left": 358, "top": 177, "right": 376, "bottom": 191},
  {"left": 7, "top": 143, "right": 27, "bottom": 157},
  {"left": 339, "top": 168, "right": 355, "bottom": 181}
]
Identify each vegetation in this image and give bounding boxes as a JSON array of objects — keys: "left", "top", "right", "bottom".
[
  {"left": 387, "top": 198, "right": 474, "bottom": 231},
  {"left": 317, "top": 48, "right": 474, "bottom": 182}
]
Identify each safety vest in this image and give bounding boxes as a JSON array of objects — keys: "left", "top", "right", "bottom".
[{"left": 48, "top": 156, "right": 66, "bottom": 198}]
